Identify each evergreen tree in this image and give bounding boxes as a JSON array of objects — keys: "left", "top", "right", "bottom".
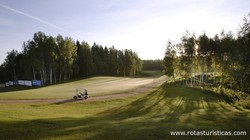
[{"left": 163, "top": 40, "right": 176, "bottom": 78}]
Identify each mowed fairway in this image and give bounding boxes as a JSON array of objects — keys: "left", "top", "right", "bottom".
[
  {"left": 0, "top": 76, "right": 249, "bottom": 139},
  {"left": 0, "top": 76, "right": 161, "bottom": 100}
]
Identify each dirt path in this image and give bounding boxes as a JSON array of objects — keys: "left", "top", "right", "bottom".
[{"left": 0, "top": 76, "right": 167, "bottom": 104}]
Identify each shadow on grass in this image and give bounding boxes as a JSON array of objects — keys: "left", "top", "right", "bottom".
[
  {"left": 0, "top": 82, "right": 249, "bottom": 140},
  {"left": 0, "top": 77, "right": 91, "bottom": 93},
  {"left": 0, "top": 86, "right": 38, "bottom": 93},
  {"left": 52, "top": 99, "right": 81, "bottom": 105}
]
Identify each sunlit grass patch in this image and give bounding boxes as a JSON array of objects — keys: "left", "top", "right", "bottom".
[{"left": 0, "top": 76, "right": 157, "bottom": 99}]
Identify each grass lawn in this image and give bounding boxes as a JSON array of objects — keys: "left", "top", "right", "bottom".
[
  {"left": 0, "top": 76, "right": 158, "bottom": 99},
  {"left": 0, "top": 80, "right": 249, "bottom": 140}
]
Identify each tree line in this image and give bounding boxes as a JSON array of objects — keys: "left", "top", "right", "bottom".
[
  {"left": 0, "top": 32, "right": 142, "bottom": 85},
  {"left": 142, "top": 60, "right": 163, "bottom": 71},
  {"left": 163, "top": 13, "right": 250, "bottom": 94}
]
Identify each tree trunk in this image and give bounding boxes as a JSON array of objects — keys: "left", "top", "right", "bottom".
[
  {"left": 213, "top": 58, "right": 216, "bottom": 85},
  {"left": 32, "top": 67, "right": 36, "bottom": 80},
  {"left": 50, "top": 65, "right": 52, "bottom": 85},
  {"left": 13, "top": 68, "right": 17, "bottom": 81},
  {"left": 199, "top": 73, "right": 201, "bottom": 87},
  {"left": 43, "top": 68, "right": 46, "bottom": 85},
  {"left": 201, "top": 74, "right": 204, "bottom": 85},
  {"left": 190, "top": 68, "right": 193, "bottom": 86},
  {"left": 40, "top": 70, "right": 44, "bottom": 86},
  {"left": 190, "top": 76, "right": 193, "bottom": 86},
  {"left": 59, "top": 69, "right": 62, "bottom": 82},
  {"left": 53, "top": 68, "right": 57, "bottom": 84}
]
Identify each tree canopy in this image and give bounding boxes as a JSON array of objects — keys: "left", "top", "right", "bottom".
[
  {"left": 163, "top": 13, "right": 250, "bottom": 94},
  {"left": 0, "top": 32, "right": 142, "bottom": 85}
]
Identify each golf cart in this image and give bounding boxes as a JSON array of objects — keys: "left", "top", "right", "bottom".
[{"left": 73, "top": 88, "right": 88, "bottom": 100}]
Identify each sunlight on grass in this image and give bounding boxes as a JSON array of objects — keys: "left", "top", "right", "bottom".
[
  {"left": 0, "top": 81, "right": 249, "bottom": 139},
  {"left": 0, "top": 76, "right": 157, "bottom": 99}
]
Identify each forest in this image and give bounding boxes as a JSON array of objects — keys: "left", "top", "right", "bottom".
[
  {"left": 163, "top": 13, "right": 250, "bottom": 95},
  {"left": 0, "top": 32, "right": 142, "bottom": 85},
  {"left": 142, "top": 59, "right": 163, "bottom": 71}
]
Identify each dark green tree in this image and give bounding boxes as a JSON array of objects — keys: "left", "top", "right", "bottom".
[
  {"left": 5, "top": 49, "right": 18, "bottom": 81},
  {"left": 163, "top": 40, "right": 176, "bottom": 78}
]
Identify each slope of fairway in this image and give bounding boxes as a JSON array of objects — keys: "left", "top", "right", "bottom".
[
  {"left": 0, "top": 76, "right": 159, "bottom": 99},
  {"left": 0, "top": 81, "right": 249, "bottom": 140}
]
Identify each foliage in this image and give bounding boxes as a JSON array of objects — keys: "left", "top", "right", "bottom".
[
  {"left": 163, "top": 40, "right": 176, "bottom": 78},
  {"left": 142, "top": 59, "right": 163, "bottom": 71},
  {"left": 163, "top": 13, "right": 250, "bottom": 94},
  {"left": 0, "top": 32, "right": 142, "bottom": 84}
]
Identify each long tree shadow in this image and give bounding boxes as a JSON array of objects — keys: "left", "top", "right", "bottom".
[
  {"left": 52, "top": 99, "right": 82, "bottom": 105},
  {"left": 94, "top": 82, "right": 250, "bottom": 139},
  {"left": 0, "top": 82, "right": 249, "bottom": 140}
]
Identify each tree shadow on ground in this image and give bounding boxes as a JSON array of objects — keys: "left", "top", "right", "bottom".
[
  {"left": 52, "top": 99, "right": 83, "bottom": 105},
  {"left": 0, "top": 83, "right": 249, "bottom": 140}
]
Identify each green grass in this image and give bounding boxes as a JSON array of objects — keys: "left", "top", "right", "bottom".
[
  {"left": 0, "top": 80, "right": 249, "bottom": 140},
  {"left": 0, "top": 76, "right": 158, "bottom": 99}
]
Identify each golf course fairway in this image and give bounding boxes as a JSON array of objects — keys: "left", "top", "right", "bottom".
[{"left": 0, "top": 76, "right": 249, "bottom": 140}]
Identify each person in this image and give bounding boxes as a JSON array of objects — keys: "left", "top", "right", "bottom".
[{"left": 85, "top": 89, "right": 88, "bottom": 95}]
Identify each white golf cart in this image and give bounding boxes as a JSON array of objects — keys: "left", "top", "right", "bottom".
[{"left": 73, "top": 88, "right": 88, "bottom": 100}]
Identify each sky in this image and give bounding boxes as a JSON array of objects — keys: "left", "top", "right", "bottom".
[{"left": 0, "top": 0, "right": 249, "bottom": 64}]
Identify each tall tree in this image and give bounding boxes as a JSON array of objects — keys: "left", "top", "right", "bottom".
[
  {"left": 5, "top": 49, "right": 18, "bottom": 81},
  {"left": 197, "top": 33, "right": 211, "bottom": 85},
  {"left": 109, "top": 46, "right": 119, "bottom": 75},
  {"left": 59, "top": 37, "right": 77, "bottom": 80},
  {"left": 238, "top": 13, "right": 250, "bottom": 92},
  {"left": 76, "top": 40, "right": 85, "bottom": 77},
  {"left": 163, "top": 40, "right": 176, "bottom": 78},
  {"left": 180, "top": 32, "right": 196, "bottom": 85}
]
